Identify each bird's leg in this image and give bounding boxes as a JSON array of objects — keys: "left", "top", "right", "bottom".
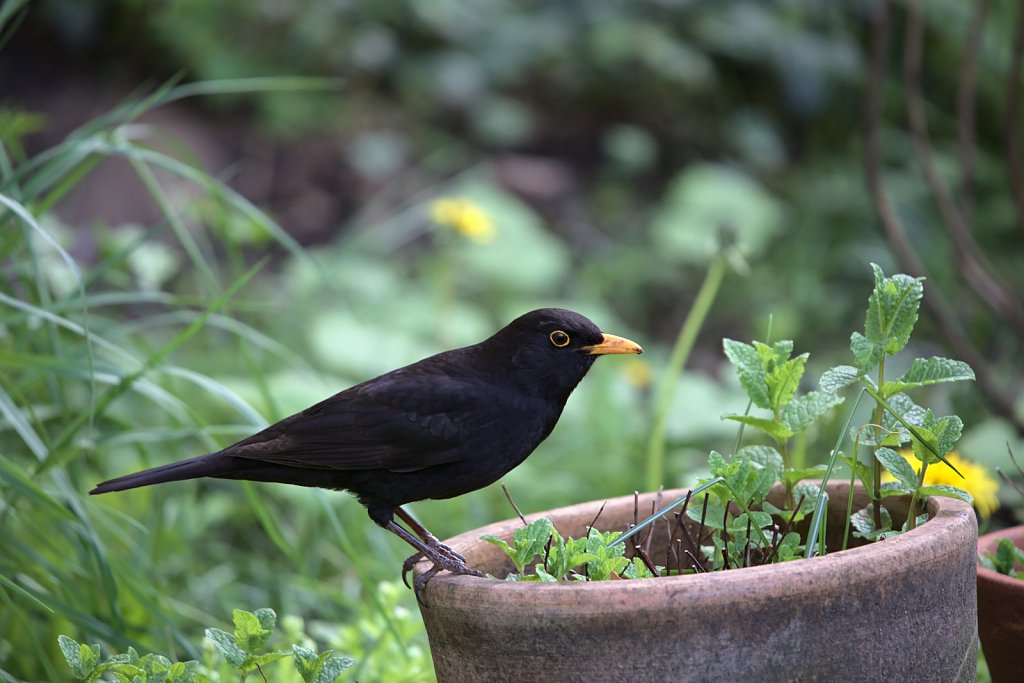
[
  {"left": 368, "top": 507, "right": 482, "bottom": 594},
  {"left": 394, "top": 506, "right": 472, "bottom": 589},
  {"left": 394, "top": 507, "right": 467, "bottom": 564}
]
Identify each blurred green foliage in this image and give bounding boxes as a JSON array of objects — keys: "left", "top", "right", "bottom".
[{"left": 2, "top": 0, "right": 1023, "bottom": 680}]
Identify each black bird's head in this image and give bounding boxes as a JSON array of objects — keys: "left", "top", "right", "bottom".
[{"left": 484, "top": 308, "right": 643, "bottom": 403}]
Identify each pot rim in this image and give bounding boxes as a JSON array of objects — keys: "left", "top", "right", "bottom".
[
  {"left": 415, "top": 482, "right": 977, "bottom": 600},
  {"left": 976, "top": 525, "right": 1024, "bottom": 590}
]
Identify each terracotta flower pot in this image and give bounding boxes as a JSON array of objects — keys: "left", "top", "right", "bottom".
[
  {"left": 976, "top": 525, "right": 1024, "bottom": 682},
  {"left": 414, "top": 482, "right": 977, "bottom": 682}
]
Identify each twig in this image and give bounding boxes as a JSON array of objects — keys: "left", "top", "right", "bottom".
[
  {"left": 763, "top": 495, "right": 805, "bottom": 565},
  {"left": 644, "top": 488, "right": 663, "bottom": 557},
  {"left": 1006, "top": 1, "right": 1024, "bottom": 243},
  {"left": 501, "top": 483, "right": 528, "bottom": 526},
  {"left": 633, "top": 544, "right": 661, "bottom": 577},
  {"left": 863, "top": 0, "right": 1024, "bottom": 436},
  {"left": 957, "top": 0, "right": 990, "bottom": 229},
  {"left": 667, "top": 492, "right": 693, "bottom": 572},
  {"left": 720, "top": 506, "right": 731, "bottom": 571},
  {"left": 684, "top": 549, "right": 707, "bottom": 572},
  {"left": 903, "top": 0, "right": 1024, "bottom": 338},
  {"left": 743, "top": 516, "right": 752, "bottom": 568},
  {"left": 585, "top": 500, "right": 608, "bottom": 536}
]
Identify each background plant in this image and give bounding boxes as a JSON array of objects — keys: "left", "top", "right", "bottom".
[{"left": 58, "top": 607, "right": 354, "bottom": 683}]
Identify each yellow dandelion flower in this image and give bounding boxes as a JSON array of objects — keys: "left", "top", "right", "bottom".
[
  {"left": 430, "top": 197, "right": 496, "bottom": 244},
  {"left": 886, "top": 449, "right": 1000, "bottom": 518},
  {"left": 621, "top": 358, "right": 653, "bottom": 390}
]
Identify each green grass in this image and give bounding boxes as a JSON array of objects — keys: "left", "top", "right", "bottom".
[{"left": 0, "top": 75, "right": 447, "bottom": 681}]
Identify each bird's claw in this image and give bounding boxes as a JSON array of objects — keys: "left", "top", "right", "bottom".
[
  {"left": 401, "top": 541, "right": 472, "bottom": 588},
  {"left": 402, "top": 552, "right": 424, "bottom": 589},
  {"left": 403, "top": 549, "right": 484, "bottom": 606}
]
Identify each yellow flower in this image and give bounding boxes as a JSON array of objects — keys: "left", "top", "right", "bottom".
[
  {"left": 430, "top": 197, "right": 496, "bottom": 244},
  {"left": 621, "top": 358, "right": 653, "bottom": 390},
  {"left": 887, "top": 449, "right": 1000, "bottom": 518}
]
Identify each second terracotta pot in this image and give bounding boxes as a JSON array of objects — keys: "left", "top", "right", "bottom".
[{"left": 977, "top": 525, "right": 1024, "bottom": 682}]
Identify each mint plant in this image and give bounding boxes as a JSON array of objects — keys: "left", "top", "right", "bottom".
[
  {"left": 979, "top": 538, "right": 1024, "bottom": 579},
  {"left": 58, "top": 636, "right": 202, "bottom": 683},
  {"left": 59, "top": 608, "right": 354, "bottom": 682},
  {"left": 722, "top": 338, "right": 844, "bottom": 507},
  {"left": 204, "top": 608, "right": 291, "bottom": 676},
  {"left": 819, "top": 264, "right": 975, "bottom": 535},
  {"left": 483, "top": 518, "right": 658, "bottom": 581},
  {"left": 489, "top": 264, "right": 979, "bottom": 582}
]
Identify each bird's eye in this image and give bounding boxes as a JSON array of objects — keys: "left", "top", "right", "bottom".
[{"left": 549, "top": 330, "right": 571, "bottom": 348}]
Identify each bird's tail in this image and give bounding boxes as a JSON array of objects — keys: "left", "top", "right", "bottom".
[{"left": 89, "top": 453, "right": 232, "bottom": 495}]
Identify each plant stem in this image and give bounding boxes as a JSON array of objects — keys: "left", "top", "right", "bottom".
[
  {"left": 644, "top": 254, "right": 726, "bottom": 492},
  {"left": 906, "top": 460, "right": 930, "bottom": 530},
  {"left": 779, "top": 436, "right": 794, "bottom": 509},
  {"left": 871, "top": 356, "right": 886, "bottom": 529}
]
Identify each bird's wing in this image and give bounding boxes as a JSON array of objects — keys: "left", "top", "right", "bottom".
[{"left": 223, "top": 367, "right": 489, "bottom": 472}]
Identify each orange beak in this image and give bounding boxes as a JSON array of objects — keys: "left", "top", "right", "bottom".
[{"left": 583, "top": 333, "right": 643, "bottom": 356}]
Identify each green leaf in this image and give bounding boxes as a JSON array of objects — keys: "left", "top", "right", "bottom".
[
  {"left": 484, "top": 518, "right": 555, "bottom": 574},
  {"left": 864, "top": 264, "right": 924, "bottom": 355},
  {"left": 839, "top": 454, "right": 877, "bottom": 498},
  {"left": 880, "top": 480, "right": 914, "bottom": 497},
  {"left": 58, "top": 636, "right": 100, "bottom": 679},
  {"left": 167, "top": 660, "right": 201, "bottom": 683},
  {"left": 534, "top": 565, "right": 559, "bottom": 582},
  {"left": 793, "top": 481, "right": 824, "bottom": 511},
  {"left": 919, "top": 484, "right": 973, "bottom": 505},
  {"left": 293, "top": 646, "right": 318, "bottom": 678},
  {"left": 729, "top": 511, "right": 773, "bottom": 532},
  {"left": 901, "top": 513, "right": 930, "bottom": 532},
  {"left": 780, "top": 390, "right": 844, "bottom": 434},
  {"left": 851, "top": 505, "right": 894, "bottom": 541},
  {"left": 982, "top": 538, "right": 1024, "bottom": 577},
  {"left": 820, "top": 365, "right": 862, "bottom": 393},
  {"left": 253, "top": 607, "right": 277, "bottom": 634},
  {"left": 233, "top": 609, "right": 273, "bottom": 652},
  {"left": 480, "top": 535, "right": 512, "bottom": 555},
  {"left": 293, "top": 645, "right": 354, "bottom": 683},
  {"left": 722, "top": 414, "right": 794, "bottom": 441},
  {"left": 686, "top": 494, "right": 727, "bottom": 530},
  {"left": 708, "top": 450, "right": 742, "bottom": 478},
  {"left": 583, "top": 527, "right": 630, "bottom": 580},
  {"left": 765, "top": 351, "right": 807, "bottom": 411},
  {"left": 622, "top": 556, "right": 656, "bottom": 579},
  {"left": 910, "top": 412, "right": 964, "bottom": 463},
  {"left": 252, "top": 651, "right": 291, "bottom": 667},
  {"left": 723, "top": 339, "right": 770, "bottom": 408},
  {"left": 773, "top": 531, "right": 803, "bottom": 562},
  {"left": 735, "top": 445, "right": 784, "bottom": 471},
  {"left": 875, "top": 447, "right": 919, "bottom": 490},
  {"left": 781, "top": 464, "right": 828, "bottom": 483},
  {"left": 881, "top": 357, "right": 976, "bottom": 396},
  {"left": 316, "top": 654, "right": 356, "bottom": 683},
  {"left": 542, "top": 532, "right": 595, "bottom": 580},
  {"left": 881, "top": 393, "right": 927, "bottom": 442},
  {"left": 850, "top": 331, "right": 882, "bottom": 371},
  {"left": 205, "top": 628, "right": 246, "bottom": 668},
  {"left": 934, "top": 415, "right": 964, "bottom": 458}
]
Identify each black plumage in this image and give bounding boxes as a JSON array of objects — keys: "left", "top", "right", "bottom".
[{"left": 90, "top": 308, "right": 642, "bottom": 588}]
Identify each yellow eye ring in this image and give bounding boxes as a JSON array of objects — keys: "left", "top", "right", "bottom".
[{"left": 549, "top": 330, "right": 571, "bottom": 348}]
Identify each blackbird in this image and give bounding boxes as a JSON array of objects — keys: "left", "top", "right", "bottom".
[{"left": 90, "top": 308, "right": 642, "bottom": 589}]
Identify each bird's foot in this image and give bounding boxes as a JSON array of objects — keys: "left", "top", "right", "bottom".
[
  {"left": 400, "top": 541, "right": 470, "bottom": 588},
  {"left": 434, "top": 541, "right": 468, "bottom": 564},
  {"left": 403, "top": 549, "right": 484, "bottom": 604}
]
